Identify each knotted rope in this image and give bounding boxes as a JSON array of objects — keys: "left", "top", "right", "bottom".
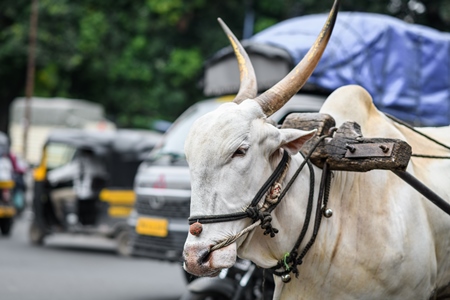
[{"left": 210, "top": 220, "right": 261, "bottom": 252}]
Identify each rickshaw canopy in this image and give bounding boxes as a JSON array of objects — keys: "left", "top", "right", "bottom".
[{"left": 43, "top": 129, "right": 162, "bottom": 187}]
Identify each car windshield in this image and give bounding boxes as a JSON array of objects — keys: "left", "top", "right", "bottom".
[{"left": 148, "top": 100, "right": 225, "bottom": 161}]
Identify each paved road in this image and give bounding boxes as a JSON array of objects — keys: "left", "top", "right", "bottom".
[{"left": 0, "top": 211, "right": 187, "bottom": 300}]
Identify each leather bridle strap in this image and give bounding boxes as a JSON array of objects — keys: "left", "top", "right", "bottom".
[
  {"left": 272, "top": 162, "right": 332, "bottom": 279},
  {"left": 188, "top": 150, "right": 290, "bottom": 225}
]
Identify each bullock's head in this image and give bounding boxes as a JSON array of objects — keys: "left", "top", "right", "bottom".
[{"left": 183, "top": 0, "right": 339, "bottom": 277}]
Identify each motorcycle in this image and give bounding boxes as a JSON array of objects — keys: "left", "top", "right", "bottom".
[
  {"left": 180, "top": 258, "right": 274, "bottom": 300},
  {"left": 0, "top": 131, "right": 15, "bottom": 236}
]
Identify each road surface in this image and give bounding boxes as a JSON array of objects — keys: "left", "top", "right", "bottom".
[{"left": 0, "top": 211, "right": 187, "bottom": 300}]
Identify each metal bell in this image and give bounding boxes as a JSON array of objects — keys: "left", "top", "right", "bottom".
[
  {"left": 281, "top": 273, "right": 291, "bottom": 283},
  {"left": 323, "top": 208, "right": 333, "bottom": 218}
]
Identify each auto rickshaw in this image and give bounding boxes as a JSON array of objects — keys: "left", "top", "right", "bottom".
[
  {"left": 29, "top": 128, "right": 162, "bottom": 255},
  {"left": 0, "top": 131, "right": 15, "bottom": 236}
]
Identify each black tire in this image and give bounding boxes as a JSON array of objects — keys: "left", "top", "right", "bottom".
[
  {"left": 0, "top": 218, "right": 13, "bottom": 236},
  {"left": 29, "top": 220, "right": 46, "bottom": 245},
  {"left": 179, "top": 291, "right": 230, "bottom": 300},
  {"left": 116, "top": 230, "right": 132, "bottom": 257}
]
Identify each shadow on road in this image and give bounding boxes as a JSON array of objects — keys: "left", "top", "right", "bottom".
[{"left": 44, "top": 243, "right": 118, "bottom": 255}]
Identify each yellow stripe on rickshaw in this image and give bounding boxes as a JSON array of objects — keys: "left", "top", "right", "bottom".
[
  {"left": 99, "top": 189, "right": 135, "bottom": 205},
  {"left": 34, "top": 149, "right": 47, "bottom": 182},
  {"left": 108, "top": 206, "right": 133, "bottom": 218},
  {"left": 0, "top": 206, "right": 16, "bottom": 218},
  {"left": 0, "top": 180, "right": 15, "bottom": 189}
]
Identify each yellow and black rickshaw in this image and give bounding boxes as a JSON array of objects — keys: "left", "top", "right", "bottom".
[
  {"left": 29, "top": 128, "right": 162, "bottom": 255},
  {"left": 0, "top": 131, "right": 15, "bottom": 236}
]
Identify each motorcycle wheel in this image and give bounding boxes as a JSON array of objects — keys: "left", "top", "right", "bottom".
[
  {"left": 0, "top": 218, "right": 12, "bottom": 236},
  {"left": 179, "top": 291, "right": 230, "bottom": 300}
]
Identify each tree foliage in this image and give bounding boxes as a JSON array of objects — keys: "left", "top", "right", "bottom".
[{"left": 1, "top": 0, "right": 449, "bottom": 132}]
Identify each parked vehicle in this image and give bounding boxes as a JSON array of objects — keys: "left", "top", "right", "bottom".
[
  {"left": 29, "top": 128, "right": 162, "bottom": 255},
  {"left": 0, "top": 131, "right": 15, "bottom": 236}
]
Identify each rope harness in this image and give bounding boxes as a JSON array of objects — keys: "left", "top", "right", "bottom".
[{"left": 187, "top": 116, "right": 450, "bottom": 284}]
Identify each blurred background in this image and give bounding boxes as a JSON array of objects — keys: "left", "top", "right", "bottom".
[
  {"left": 1, "top": 0, "right": 450, "bottom": 299},
  {"left": 1, "top": 0, "right": 450, "bottom": 138}
]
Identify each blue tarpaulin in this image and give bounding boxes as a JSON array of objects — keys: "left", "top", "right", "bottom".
[{"left": 251, "top": 12, "right": 450, "bottom": 126}]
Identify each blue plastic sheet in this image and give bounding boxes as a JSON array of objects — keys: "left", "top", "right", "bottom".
[{"left": 251, "top": 12, "right": 450, "bottom": 126}]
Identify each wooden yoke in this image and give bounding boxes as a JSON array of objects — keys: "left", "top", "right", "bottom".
[
  {"left": 281, "top": 113, "right": 412, "bottom": 172},
  {"left": 281, "top": 113, "right": 450, "bottom": 215}
]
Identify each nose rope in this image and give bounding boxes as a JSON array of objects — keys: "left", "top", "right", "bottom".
[{"left": 210, "top": 220, "right": 261, "bottom": 252}]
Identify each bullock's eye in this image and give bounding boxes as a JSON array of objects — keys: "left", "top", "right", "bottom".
[{"left": 232, "top": 146, "right": 248, "bottom": 158}]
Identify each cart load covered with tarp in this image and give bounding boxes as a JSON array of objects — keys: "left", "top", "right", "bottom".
[
  {"left": 250, "top": 12, "right": 450, "bottom": 126},
  {"left": 204, "top": 12, "right": 450, "bottom": 126}
]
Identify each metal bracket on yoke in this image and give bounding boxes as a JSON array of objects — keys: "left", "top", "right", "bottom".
[
  {"left": 344, "top": 142, "right": 394, "bottom": 158},
  {"left": 281, "top": 112, "right": 450, "bottom": 215}
]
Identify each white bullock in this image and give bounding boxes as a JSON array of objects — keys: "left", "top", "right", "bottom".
[{"left": 183, "top": 1, "right": 450, "bottom": 299}]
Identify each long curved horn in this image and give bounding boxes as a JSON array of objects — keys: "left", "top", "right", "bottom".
[
  {"left": 254, "top": 0, "right": 340, "bottom": 117},
  {"left": 218, "top": 18, "right": 258, "bottom": 104}
]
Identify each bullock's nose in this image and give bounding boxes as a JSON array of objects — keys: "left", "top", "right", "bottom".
[
  {"left": 183, "top": 245, "right": 212, "bottom": 276},
  {"left": 184, "top": 246, "right": 210, "bottom": 266},
  {"left": 189, "top": 222, "right": 203, "bottom": 236},
  {"left": 183, "top": 242, "right": 237, "bottom": 277}
]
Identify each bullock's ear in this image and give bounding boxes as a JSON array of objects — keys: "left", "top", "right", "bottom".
[{"left": 279, "top": 129, "right": 316, "bottom": 155}]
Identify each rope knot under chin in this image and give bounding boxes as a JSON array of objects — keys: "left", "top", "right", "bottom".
[
  {"left": 246, "top": 207, "right": 279, "bottom": 237},
  {"left": 246, "top": 206, "right": 259, "bottom": 221}
]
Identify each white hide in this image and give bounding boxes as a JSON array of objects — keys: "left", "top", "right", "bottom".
[{"left": 183, "top": 85, "right": 450, "bottom": 299}]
